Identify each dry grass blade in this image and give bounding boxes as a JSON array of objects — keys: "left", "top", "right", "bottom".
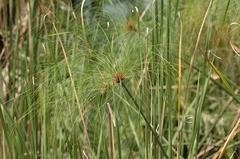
[
  {"left": 140, "top": 0, "right": 156, "bottom": 21},
  {"left": 177, "top": 12, "right": 183, "bottom": 159},
  {"left": 197, "top": 140, "right": 224, "bottom": 159},
  {"left": 230, "top": 41, "right": 240, "bottom": 56},
  {"left": 183, "top": 0, "right": 214, "bottom": 109},
  {"left": 107, "top": 103, "right": 115, "bottom": 159},
  {"left": 52, "top": 23, "right": 90, "bottom": 144},
  {"left": 229, "top": 22, "right": 240, "bottom": 56},
  {"left": 213, "top": 118, "right": 240, "bottom": 159}
]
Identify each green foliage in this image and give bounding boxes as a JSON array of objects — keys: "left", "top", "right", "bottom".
[{"left": 0, "top": 0, "right": 240, "bottom": 158}]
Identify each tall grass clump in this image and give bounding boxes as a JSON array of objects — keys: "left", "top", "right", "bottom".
[{"left": 0, "top": 0, "right": 240, "bottom": 158}]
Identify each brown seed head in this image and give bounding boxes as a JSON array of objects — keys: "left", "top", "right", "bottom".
[
  {"left": 113, "top": 72, "right": 126, "bottom": 84},
  {"left": 125, "top": 19, "right": 138, "bottom": 32}
]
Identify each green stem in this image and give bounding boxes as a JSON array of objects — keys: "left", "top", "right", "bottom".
[{"left": 121, "top": 82, "right": 169, "bottom": 159}]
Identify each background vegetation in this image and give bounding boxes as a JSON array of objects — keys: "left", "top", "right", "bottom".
[{"left": 0, "top": 0, "right": 240, "bottom": 158}]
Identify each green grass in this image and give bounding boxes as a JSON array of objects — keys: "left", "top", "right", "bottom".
[{"left": 0, "top": 0, "right": 240, "bottom": 158}]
